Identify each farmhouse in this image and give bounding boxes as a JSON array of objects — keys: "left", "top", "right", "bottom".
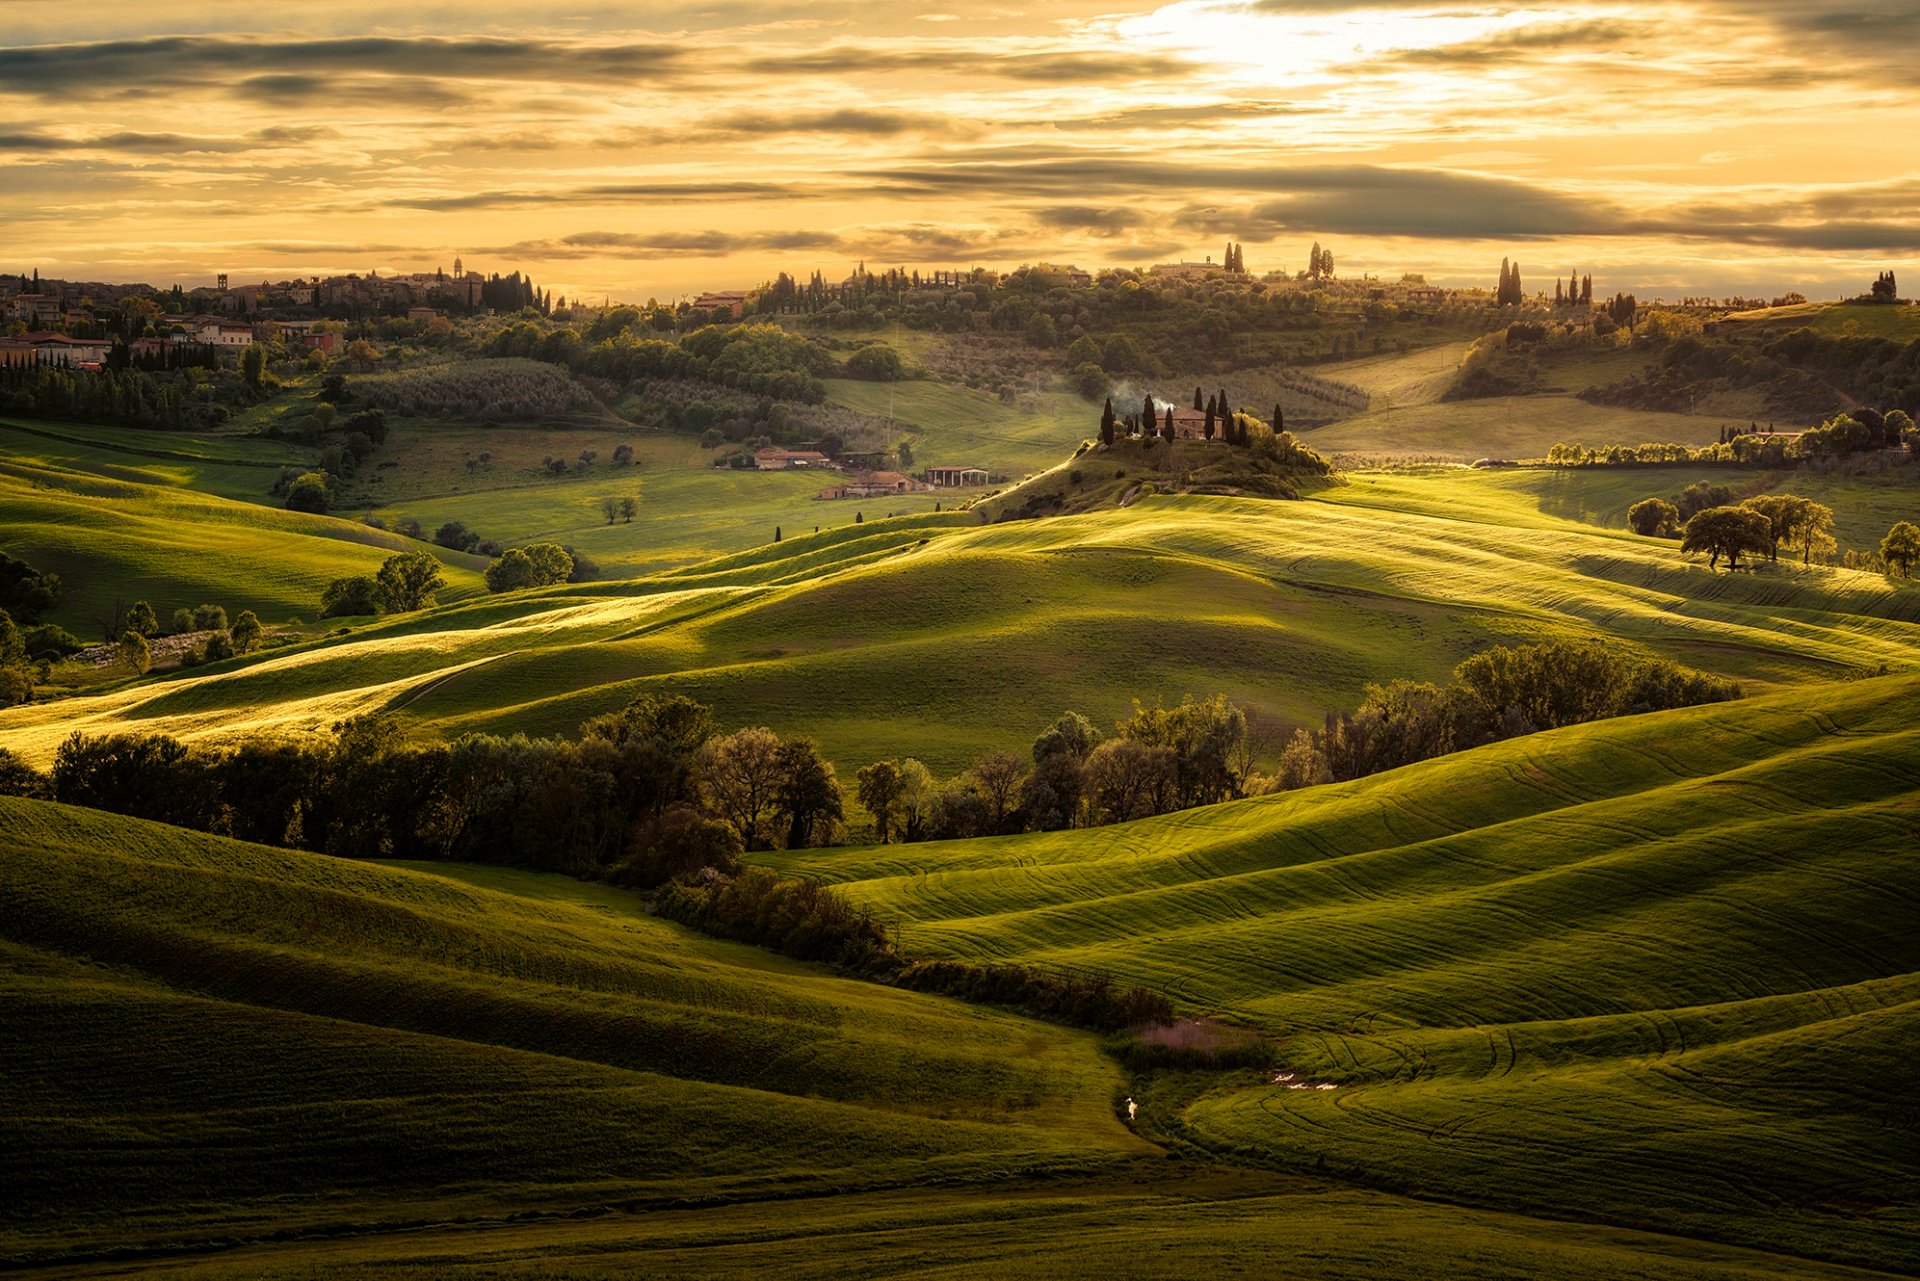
[
  {"left": 8, "top": 333, "right": 112, "bottom": 367},
  {"left": 692, "top": 290, "right": 753, "bottom": 319},
  {"left": 925, "top": 466, "right": 989, "bottom": 487},
  {"left": 753, "top": 446, "right": 833, "bottom": 470},
  {"left": 818, "top": 470, "right": 931, "bottom": 499}
]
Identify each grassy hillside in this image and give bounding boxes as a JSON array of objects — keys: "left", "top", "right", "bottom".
[
  {"left": 1722, "top": 300, "right": 1920, "bottom": 340},
  {"left": 5, "top": 799, "right": 1907, "bottom": 1279},
  {"left": 0, "top": 459, "right": 489, "bottom": 633},
  {"left": 5, "top": 484, "right": 1916, "bottom": 772},
  {"left": 772, "top": 673, "right": 1920, "bottom": 1270},
  {"left": 1296, "top": 395, "right": 1734, "bottom": 461},
  {"left": 822, "top": 377, "right": 1092, "bottom": 474},
  {"left": 1330, "top": 464, "right": 1920, "bottom": 556},
  {"left": 0, "top": 416, "right": 308, "bottom": 502},
  {"left": 0, "top": 798, "right": 1142, "bottom": 1265}
]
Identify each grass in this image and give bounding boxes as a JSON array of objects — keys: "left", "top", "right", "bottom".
[
  {"left": 6, "top": 483, "right": 1916, "bottom": 773},
  {"left": 0, "top": 415, "right": 308, "bottom": 502},
  {"left": 1328, "top": 463, "right": 1920, "bottom": 555},
  {"left": 1296, "top": 395, "right": 1736, "bottom": 461},
  {"left": 1721, "top": 299, "right": 1920, "bottom": 341},
  {"left": 822, "top": 378, "right": 1095, "bottom": 474},
  {"left": 771, "top": 672, "right": 1920, "bottom": 1271},
  {"left": 0, "top": 459, "right": 489, "bottom": 634},
  {"left": 0, "top": 798, "right": 1142, "bottom": 1266}
]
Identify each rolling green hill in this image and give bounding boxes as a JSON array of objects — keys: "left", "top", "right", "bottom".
[
  {"left": 0, "top": 459, "right": 489, "bottom": 633},
  {"left": 4, "top": 483, "right": 1915, "bottom": 773},
  {"left": 0, "top": 798, "right": 1142, "bottom": 1266},
  {"left": 771, "top": 672, "right": 1920, "bottom": 1270}
]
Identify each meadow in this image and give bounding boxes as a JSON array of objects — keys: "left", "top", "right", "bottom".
[
  {"left": 5, "top": 482, "right": 1916, "bottom": 776},
  {"left": 771, "top": 672, "right": 1920, "bottom": 1270},
  {"left": 0, "top": 458, "right": 488, "bottom": 635}
]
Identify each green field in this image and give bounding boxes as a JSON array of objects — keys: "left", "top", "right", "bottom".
[
  {"left": 7, "top": 483, "right": 1916, "bottom": 774},
  {"left": 0, "top": 416, "right": 308, "bottom": 501},
  {"left": 0, "top": 459, "right": 489, "bottom": 633},
  {"left": 1296, "top": 395, "right": 1736, "bottom": 461},
  {"left": 8, "top": 677, "right": 1917, "bottom": 1277},
  {"left": 772, "top": 672, "right": 1920, "bottom": 1269},
  {"left": 823, "top": 378, "right": 1096, "bottom": 474},
  {"left": 1722, "top": 300, "right": 1920, "bottom": 340}
]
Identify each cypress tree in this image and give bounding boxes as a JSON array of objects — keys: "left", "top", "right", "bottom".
[
  {"left": 1498, "top": 258, "right": 1510, "bottom": 304},
  {"left": 1163, "top": 407, "right": 1175, "bottom": 442},
  {"left": 1100, "top": 398, "right": 1116, "bottom": 446},
  {"left": 1193, "top": 387, "right": 1203, "bottom": 411},
  {"left": 1273, "top": 403, "right": 1284, "bottom": 434},
  {"left": 1217, "top": 388, "right": 1229, "bottom": 419},
  {"left": 1142, "top": 394, "right": 1155, "bottom": 431},
  {"left": 1204, "top": 403, "right": 1216, "bottom": 440}
]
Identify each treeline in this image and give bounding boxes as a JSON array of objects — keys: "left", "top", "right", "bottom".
[
  {"left": 1547, "top": 409, "right": 1916, "bottom": 469},
  {"left": 1271, "top": 642, "right": 1740, "bottom": 789},
  {"left": 488, "top": 319, "right": 835, "bottom": 405},
  {"left": 2, "top": 700, "right": 1176, "bottom": 1032},
  {"left": 0, "top": 362, "right": 237, "bottom": 430}
]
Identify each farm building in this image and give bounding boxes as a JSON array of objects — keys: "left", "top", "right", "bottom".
[
  {"left": 754, "top": 447, "right": 834, "bottom": 470},
  {"left": 818, "top": 471, "right": 931, "bottom": 499},
  {"left": 925, "top": 466, "right": 989, "bottom": 487}
]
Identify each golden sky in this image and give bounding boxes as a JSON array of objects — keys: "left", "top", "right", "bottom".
[{"left": 2, "top": 0, "right": 1916, "bottom": 302}]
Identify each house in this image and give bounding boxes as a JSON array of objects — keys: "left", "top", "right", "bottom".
[
  {"left": 692, "top": 290, "right": 753, "bottom": 319},
  {"left": 195, "top": 321, "right": 255, "bottom": 347},
  {"left": 407, "top": 306, "right": 440, "bottom": 322},
  {"left": 7, "top": 293, "right": 62, "bottom": 327},
  {"left": 1149, "top": 261, "right": 1220, "bottom": 282},
  {"left": 17, "top": 333, "right": 111, "bottom": 367},
  {"left": 1161, "top": 407, "right": 1219, "bottom": 440},
  {"left": 753, "top": 446, "right": 833, "bottom": 470},
  {"left": 303, "top": 332, "right": 342, "bottom": 353},
  {"left": 817, "top": 470, "right": 931, "bottom": 499},
  {"left": 925, "top": 465, "right": 989, "bottom": 487}
]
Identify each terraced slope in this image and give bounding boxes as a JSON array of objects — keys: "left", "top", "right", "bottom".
[
  {"left": 0, "top": 459, "right": 489, "bottom": 631},
  {"left": 5, "top": 489, "right": 1916, "bottom": 773},
  {"left": 0, "top": 799, "right": 1141, "bottom": 1266},
  {"left": 773, "top": 673, "right": 1920, "bottom": 1270}
]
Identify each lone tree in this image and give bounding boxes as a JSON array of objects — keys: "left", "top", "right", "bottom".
[
  {"left": 1627, "top": 497, "right": 1680, "bottom": 537},
  {"left": 619, "top": 496, "right": 638, "bottom": 522},
  {"left": 374, "top": 551, "right": 446, "bottom": 612},
  {"left": 1681, "top": 506, "right": 1772, "bottom": 570},
  {"left": 1100, "top": 397, "right": 1116, "bottom": 447},
  {"left": 229, "top": 609, "right": 263, "bottom": 654},
  {"left": 1162, "top": 407, "right": 1175, "bottom": 442},
  {"left": 122, "top": 601, "right": 158, "bottom": 638},
  {"left": 1883, "top": 521, "right": 1920, "bottom": 578},
  {"left": 601, "top": 496, "right": 619, "bottom": 524},
  {"left": 117, "top": 630, "right": 150, "bottom": 675},
  {"left": 285, "top": 471, "right": 331, "bottom": 514}
]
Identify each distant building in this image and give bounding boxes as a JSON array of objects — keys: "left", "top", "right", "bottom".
[
  {"left": 196, "top": 320, "right": 255, "bottom": 347},
  {"left": 303, "top": 332, "right": 342, "bottom": 353},
  {"left": 925, "top": 466, "right": 989, "bottom": 487},
  {"left": 7, "top": 293, "right": 62, "bottom": 327},
  {"left": 13, "top": 332, "right": 112, "bottom": 366},
  {"left": 1149, "top": 261, "right": 1220, "bottom": 282},
  {"left": 818, "top": 471, "right": 931, "bottom": 499},
  {"left": 691, "top": 290, "right": 753, "bottom": 319},
  {"left": 407, "top": 306, "right": 441, "bottom": 321},
  {"left": 753, "top": 446, "right": 833, "bottom": 470}
]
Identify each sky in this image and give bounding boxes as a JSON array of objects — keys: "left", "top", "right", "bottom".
[{"left": 2, "top": 0, "right": 1917, "bottom": 304}]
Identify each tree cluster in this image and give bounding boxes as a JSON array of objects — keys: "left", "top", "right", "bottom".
[
  {"left": 1271, "top": 642, "right": 1740, "bottom": 790},
  {"left": 321, "top": 551, "right": 447, "bottom": 618}
]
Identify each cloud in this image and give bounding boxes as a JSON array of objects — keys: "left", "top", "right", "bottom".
[
  {"left": 478, "top": 229, "right": 855, "bottom": 259},
  {"left": 230, "top": 75, "right": 476, "bottom": 108},
  {"left": 389, "top": 181, "right": 825, "bottom": 211},
  {"left": 0, "top": 35, "right": 685, "bottom": 93},
  {"left": 693, "top": 108, "right": 957, "bottom": 138},
  {"left": 743, "top": 44, "right": 1125, "bottom": 82},
  {"left": 1032, "top": 205, "right": 1148, "bottom": 235}
]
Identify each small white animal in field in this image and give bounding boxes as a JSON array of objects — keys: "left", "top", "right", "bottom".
[{"left": 1126, "top": 1097, "right": 1138, "bottom": 1121}]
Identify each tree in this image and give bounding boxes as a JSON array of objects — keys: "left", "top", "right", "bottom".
[
  {"left": 1739, "top": 495, "right": 1834, "bottom": 565},
  {"left": 484, "top": 549, "right": 541, "bottom": 593},
  {"left": 855, "top": 758, "right": 905, "bottom": 843},
  {"left": 117, "top": 629, "right": 150, "bottom": 675},
  {"left": 1882, "top": 521, "right": 1920, "bottom": 578},
  {"left": 1084, "top": 738, "right": 1176, "bottom": 824},
  {"left": 193, "top": 604, "right": 228, "bottom": 631},
  {"left": 620, "top": 496, "right": 638, "bottom": 522},
  {"left": 601, "top": 496, "right": 619, "bottom": 524},
  {"left": 0, "top": 552, "right": 61, "bottom": 624},
  {"left": 774, "top": 738, "right": 843, "bottom": 849},
  {"left": 202, "top": 631, "right": 234, "bottom": 663},
  {"left": 123, "top": 600, "right": 158, "bottom": 637},
  {"left": 847, "top": 343, "right": 907, "bottom": 378},
  {"left": 1141, "top": 394, "right": 1155, "bottom": 434},
  {"left": 240, "top": 343, "right": 266, "bottom": 389},
  {"left": 321, "top": 575, "right": 380, "bottom": 617},
  {"left": 284, "top": 471, "right": 331, "bottom": 514},
  {"left": 967, "top": 750, "right": 1027, "bottom": 833},
  {"left": 695, "top": 727, "right": 786, "bottom": 850},
  {"left": 1627, "top": 497, "right": 1679, "bottom": 537},
  {"left": 229, "top": 609, "right": 263, "bottom": 654},
  {"left": 1681, "top": 506, "right": 1772, "bottom": 570},
  {"left": 435, "top": 521, "right": 480, "bottom": 552},
  {"left": 1162, "top": 407, "right": 1174, "bottom": 442},
  {"left": 375, "top": 551, "right": 445, "bottom": 611},
  {"left": 1100, "top": 398, "right": 1116, "bottom": 447}
]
